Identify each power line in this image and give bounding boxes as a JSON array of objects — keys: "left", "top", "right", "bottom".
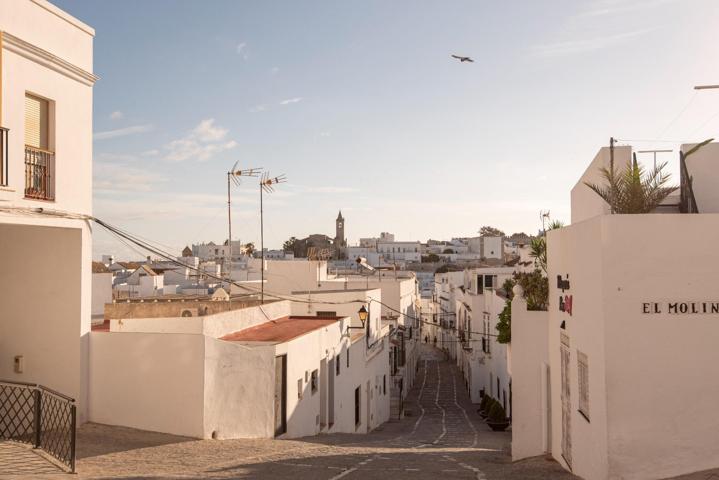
[
  {"left": 0, "top": 205, "right": 505, "bottom": 338},
  {"left": 656, "top": 91, "right": 698, "bottom": 139}
]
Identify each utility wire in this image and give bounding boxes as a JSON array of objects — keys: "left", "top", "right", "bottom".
[
  {"left": 0, "top": 206, "right": 505, "bottom": 338},
  {"left": 656, "top": 91, "right": 698, "bottom": 139}
]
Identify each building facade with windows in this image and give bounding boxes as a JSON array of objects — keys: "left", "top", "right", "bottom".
[{"left": 0, "top": 0, "right": 95, "bottom": 421}]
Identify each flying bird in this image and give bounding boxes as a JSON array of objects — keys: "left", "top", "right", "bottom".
[{"left": 451, "top": 54, "right": 474, "bottom": 63}]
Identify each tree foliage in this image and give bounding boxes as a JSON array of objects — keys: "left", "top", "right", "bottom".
[
  {"left": 479, "top": 226, "right": 505, "bottom": 237},
  {"left": 584, "top": 155, "right": 677, "bottom": 214},
  {"left": 529, "top": 219, "right": 564, "bottom": 274},
  {"left": 495, "top": 300, "right": 511, "bottom": 344},
  {"left": 244, "top": 242, "right": 255, "bottom": 254},
  {"left": 282, "top": 237, "right": 297, "bottom": 252},
  {"left": 421, "top": 253, "right": 440, "bottom": 263}
]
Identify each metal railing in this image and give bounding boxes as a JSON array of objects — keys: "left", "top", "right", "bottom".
[
  {"left": 0, "top": 380, "right": 76, "bottom": 472},
  {"left": 0, "top": 128, "right": 8, "bottom": 186},
  {"left": 679, "top": 152, "right": 698, "bottom": 213},
  {"left": 24, "top": 145, "right": 55, "bottom": 201}
]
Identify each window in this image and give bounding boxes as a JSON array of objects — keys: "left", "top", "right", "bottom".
[
  {"left": 24, "top": 93, "right": 55, "bottom": 201},
  {"left": 578, "top": 351, "right": 590, "bottom": 421},
  {"left": 336, "top": 354, "right": 340, "bottom": 376},
  {"left": 310, "top": 369, "right": 318, "bottom": 394},
  {"left": 484, "top": 275, "right": 496, "bottom": 289},
  {"left": 316, "top": 311, "right": 337, "bottom": 318},
  {"left": 346, "top": 350, "right": 350, "bottom": 369},
  {"left": 25, "top": 94, "right": 49, "bottom": 149},
  {"left": 383, "top": 375, "right": 386, "bottom": 395},
  {"left": 476, "top": 275, "right": 484, "bottom": 294},
  {"left": 354, "top": 386, "right": 361, "bottom": 427},
  {"left": 297, "top": 378, "right": 303, "bottom": 399}
]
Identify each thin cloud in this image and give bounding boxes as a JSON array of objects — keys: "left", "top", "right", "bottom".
[
  {"left": 320, "top": 131, "right": 331, "bottom": 137},
  {"left": 270, "top": 66, "right": 280, "bottom": 75},
  {"left": 531, "top": 29, "right": 653, "bottom": 57},
  {"left": 109, "top": 111, "right": 124, "bottom": 120},
  {"left": 575, "top": 0, "right": 678, "bottom": 18},
  {"left": 94, "top": 161, "right": 166, "bottom": 193},
  {"left": 163, "top": 118, "right": 237, "bottom": 162},
  {"left": 236, "top": 42, "right": 249, "bottom": 60},
  {"left": 279, "top": 97, "right": 303, "bottom": 105},
  {"left": 191, "top": 119, "right": 228, "bottom": 142},
  {"left": 94, "top": 124, "right": 153, "bottom": 140},
  {"left": 249, "top": 104, "right": 268, "bottom": 113}
]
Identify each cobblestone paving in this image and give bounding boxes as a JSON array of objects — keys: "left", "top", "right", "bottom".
[{"left": 3, "top": 346, "right": 575, "bottom": 479}]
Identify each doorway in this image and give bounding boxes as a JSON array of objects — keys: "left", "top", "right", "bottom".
[
  {"left": 560, "top": 334, "right": 572, "bottom": 468},
  {"left": 274, "top": 355, "right": 287, "bottom": 436}
]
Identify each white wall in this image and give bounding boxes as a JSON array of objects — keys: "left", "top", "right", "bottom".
[
  {"left": 600, "top": 214, "right": 719, "bottom": 479},
  {"left": 203, "top": 337, "right": 275, "bottom": 439},
  {"left": 89, "top": 332, "right": 206, "bottom": 437},
  {"left": 547, "top": 217, "right": 609, "bottom": 479},
  {"left": 91, "top": 271, "right": 112, "bottom": 318},
  {"left": 511, "top": 295, "right": 550, "bottom": 461},
  {"left": 0, "top": 224, "right": 90, "bottom": 419},
  {"left": 570, "top": 146, "right": 631, "bottom": 224}
]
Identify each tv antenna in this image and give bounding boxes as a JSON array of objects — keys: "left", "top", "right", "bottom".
[
  {"left": 259, "top": 172, "right": 287, "bottom": 303},
  {"left": 227, "top": 162, "right": 262, "bottom": 294}
]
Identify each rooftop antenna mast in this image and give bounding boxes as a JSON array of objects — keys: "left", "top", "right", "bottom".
[
  {"left": 259, "top": 172, "right": 287, "bottom": 303},
  {"left": 227, "top": 162, "right": 262, "bottom": 295}
]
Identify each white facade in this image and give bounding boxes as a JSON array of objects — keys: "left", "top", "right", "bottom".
[
  {"left": 0, "top": 0, "right": 95, "bottom": 421},
  {"left": 91, "top": 271, "right": 112, "bottom": 319},
  {"left": 90, "top": 299, "right": 390, "bottom": 439},
  {"left": 513, "top": 143, "right": 719, "bottom": 480}
]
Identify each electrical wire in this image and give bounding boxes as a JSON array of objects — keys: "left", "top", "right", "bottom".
[
  {"left": 0, "top": 205, "right": 505, "bottom": 338},
  {"left": 656, "top": 91, "right": 698, "bottom": 139}
]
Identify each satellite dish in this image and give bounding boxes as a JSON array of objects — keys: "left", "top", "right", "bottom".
[{"left": 356, "top": 256, "right": 375, "bottom": 272}]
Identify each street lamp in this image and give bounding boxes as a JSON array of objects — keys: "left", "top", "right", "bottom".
[
  {"left": 357, "top": 305, "right": 369, "bottom": 325},
  {"left": 346, "top": 304, "right": 370, "bottom": 347}
]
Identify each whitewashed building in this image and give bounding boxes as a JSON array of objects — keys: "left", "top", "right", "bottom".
[
  {"left": 513, "top": 142, "right": 719, "bottom": 480},
  {"left": 0, "top": 0, "right": 96, "bottom": 421},
  {"left": 90, "top": 299, "right": 390, "bottom": 439}
]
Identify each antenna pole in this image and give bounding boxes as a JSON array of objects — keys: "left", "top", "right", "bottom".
[
  {"left": 260, "top": 182, "right": 264, "bottom": 304},
  {"left": 227, "top": 172, "right": 232, "bottom": 298}
]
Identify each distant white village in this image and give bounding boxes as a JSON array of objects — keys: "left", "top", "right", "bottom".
[{"left": 4, "top": 1, "right": 719, "bottom": 480}]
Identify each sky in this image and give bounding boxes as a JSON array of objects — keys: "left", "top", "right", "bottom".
[{"left": 52, "top": 0, "right": 719, "bottom": 259}]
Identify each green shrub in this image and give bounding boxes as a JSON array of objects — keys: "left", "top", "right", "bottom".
[{"left": 488, "top": 402, "right": 507, "bottom": 423}]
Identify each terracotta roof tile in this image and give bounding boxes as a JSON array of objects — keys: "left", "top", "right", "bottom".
[{"left": 220, "top": 316, "right": 342, "bottom": 344}]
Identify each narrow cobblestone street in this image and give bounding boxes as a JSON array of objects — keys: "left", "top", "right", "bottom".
[{"left": 1, "top": 346, "right": 574, "bottom": 479}]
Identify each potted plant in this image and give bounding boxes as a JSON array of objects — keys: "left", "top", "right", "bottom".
[
  {"left": 480, "top": 396, "right": 496, "bottom": 419},
  {"left": 486, "top": 402, "right": 510, "bottom": 431},
  {"left": 478, "top": 395, "right": 490, "bottom": 418}
]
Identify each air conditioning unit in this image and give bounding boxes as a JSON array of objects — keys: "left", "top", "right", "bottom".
[{"left": 180, "top": 308, "right": 198, "bottom": 317}]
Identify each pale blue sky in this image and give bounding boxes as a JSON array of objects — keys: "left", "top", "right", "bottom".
[{"left": 53, "top": 0, "right": 719, "bottom": 258}]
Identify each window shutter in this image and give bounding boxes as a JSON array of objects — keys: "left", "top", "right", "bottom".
[{"left": 25, "top": 94, "right": 48, "bottom": 149}]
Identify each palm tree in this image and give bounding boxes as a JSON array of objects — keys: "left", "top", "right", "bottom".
[
  {"left": 530, "top": 220, "right": 564, "bottom": 274},
  {"left": 584, "top": 154, "right": 677, "bottom": 214}
]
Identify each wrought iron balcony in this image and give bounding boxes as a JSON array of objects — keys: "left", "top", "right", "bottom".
[
  {"left": 0, "top": 127, "right": 8, "bottom": 187},
  {"left": 25, "top": 145, "right": 55, "bottom": 201}
]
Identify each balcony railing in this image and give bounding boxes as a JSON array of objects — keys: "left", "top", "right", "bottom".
[
  {"left": 25, "top": 146, "right": 55, "bottom": 201},
  {"left": 0, "top": 127, "right": 8, "bottom": 186}
]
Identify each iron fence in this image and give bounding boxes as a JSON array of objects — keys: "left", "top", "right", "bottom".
[
  {"left": 0, "top": 380, "right": 76, "bottom": 472},
  {"left": 24, "top": 145, "right": 55, "bottom": 201}
]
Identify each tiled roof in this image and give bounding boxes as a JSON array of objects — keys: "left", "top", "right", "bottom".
[
  {"left": 92, "top": 261, "right": 111, "bottom": 273},
  {"left": 220, "top": 316, "right": 342, "bottom": 344}
]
